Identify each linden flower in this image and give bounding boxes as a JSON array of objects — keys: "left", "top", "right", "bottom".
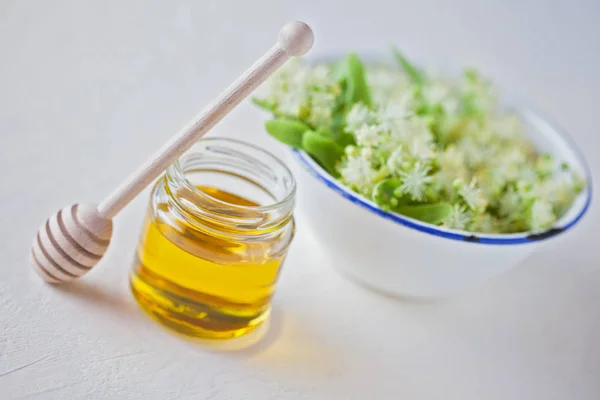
[
  {"left": 304, "top": 64, "right": 337, "bottom": 88},
  {"left": 308, "top": 91, "right": 336, "bottom": 126},
  {"left": 439, "top": 145, "right": 466, "bottom": 171},
  {"left": 491, "top": 113, "right": 523, "bottom": 140},
  {"left": 367, "top": 66, "right": 412, "bottom": 105},
  {"left": 469, "top": 213, "right": 497, "bottom": 233},
  {"left": 338, "top": 153, "right": 379, "bottom": 194},
  {"left": 528, "top": 199, "right": 556, "bottom": 231},
  {"left": 474, "top": 167, "right": 506, "bottom": 199},
  {"left": 444, "top": 204, "right": 472, "bottom": 230},
  {"left": 402, "top": 117, "right": 433, "bottom": 143},
  {"left": 355, "top": 124, "right": 384, "bottom": 147},
  {"left": 346, "top": 103, "right": 377, "bottom": 132},
  {"left": 408, "top": 136, "right": 436, "bottom": 161},
  {"left": 376, "top": 132, "right": 405, "bottom": 157},
  {"left": 498, "top": 187, "right": 522, "bottom": 218},
  {"left": 457, "top": 137, "right": 489, "bottom": 168},
  {"left": 386, "top": 146, "right": 405, "bottom": 171},
  {"left": 500, "top": 147, "right": 528, "bottom": 165},
  {"left": 257, "top": 57, "right": 340, "bottom": 121},
  {"left": 454, "top": 178, "right": 487, "bottom": 212},
  {"left": 274, "top": 91, "right": 303, "bottom": 116},
  {"left": 398, "top": 162, "right": 432, "bottom": 201},
  {"left": 440, "top": 96, "right": 461, "bottom": 116},
  {"left": 360, "top": 147, "right": 374, "bottom": 159},
  {"left": 517, "top": 165, "right": 538, "bottom": 182},
  {"left": 422, "top": 80, "right": 453, "bottom": 104},
  {"left": 535, "top": 154, "right": 556, "bottom": 178},
  {"left": 378, "top": 93, "right": 415, "bottom": 127}
]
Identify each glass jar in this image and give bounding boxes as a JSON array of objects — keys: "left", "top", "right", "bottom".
[{"left": 130, "top": 138, "right": 296, "bottom": 339}]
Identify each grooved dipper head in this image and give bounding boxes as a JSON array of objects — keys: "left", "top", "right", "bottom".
[{"left": 31, "top": 204, "right": 112, "bottom": 283}]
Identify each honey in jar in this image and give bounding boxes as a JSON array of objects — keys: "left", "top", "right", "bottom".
[{"left": 130, "top": 138, "right": 296, "bottom": 339}]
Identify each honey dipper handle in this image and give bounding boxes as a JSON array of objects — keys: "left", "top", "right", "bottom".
[{"left": 96, "top": 21, "right": 314, "bottom": 219}]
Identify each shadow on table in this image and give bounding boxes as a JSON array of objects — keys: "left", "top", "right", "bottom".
[
  {"left": 49, "top": 279, "right": 326, "bottom": 367},
  {"left": 52, "top": 279, "right": 140, "bottom": 319},
  {"left": 172, "top": 304, "right": 348, "bottom": 380}
]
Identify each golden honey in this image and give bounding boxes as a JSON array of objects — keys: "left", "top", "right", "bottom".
[{"left": 130, "top": 139, "right": 296, "bottom": 339}]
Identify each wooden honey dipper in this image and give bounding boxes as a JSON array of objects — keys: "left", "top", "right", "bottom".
[{"left": 31, "top": 21, "right": 314, "bottom": 284}]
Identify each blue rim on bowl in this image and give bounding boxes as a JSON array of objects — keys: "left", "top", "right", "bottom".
[{"left": 291, "top": 105, "right": 592, "bottom": 246}]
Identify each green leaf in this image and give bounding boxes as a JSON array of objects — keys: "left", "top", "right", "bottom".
[
  {"left": 331, "top": 59, "right": 348, "bottom": 81},
  {"left": 464, "top": 68, "right": 479, "bottom": 83},
  {"left": 461, "top": 92, "right": 481, "bottom": 117},
  {"left": 328, "top": 113, "right": 354, "bottom": 147},
  {"left": 372, "top": 178, "right": 403, "bottom": 210},
  {"left": 252, "top": 97, "right": 277, "bottom": 114},
  {"left": 315, "top": 126, "right": 356, "bottom": 149},
  {"left": 327, "top": 54, "right": 372, "bottom": 143},
  {"left": 336, "top": 131, "right": 356, "bottom": 148},
  {"left": 330, "top": 93, "right": 350, "bottom": 131},
  {"left": 344, "top": 53, "right": 372, "bottom": 106},
  {"left": 396, "top": 202, "right": 453, "bottom": 225},
  {"left": 302, "top": 130, "right": 344, "bottom": 176},
  {"left": 392, "top": 47, "right": 424, "bottom": 85},
  {"left": 264, "top": 119, "right": 310, "bottom": 149},
  {"left": 315, "top": 126, "right": 334, "bottom": 138}
]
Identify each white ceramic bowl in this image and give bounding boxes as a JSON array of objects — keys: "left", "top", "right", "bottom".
[{"left": 287, "top": 106, "right": 592, "bottom": 299}]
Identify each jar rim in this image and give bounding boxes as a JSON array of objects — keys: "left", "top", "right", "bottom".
[{"left": 169, "top": 137, "right": 296, "bottom": 215}]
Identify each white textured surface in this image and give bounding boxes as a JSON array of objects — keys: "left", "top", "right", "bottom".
[{"left": 1, "top": 1, "right": 600, "bottom": 399}]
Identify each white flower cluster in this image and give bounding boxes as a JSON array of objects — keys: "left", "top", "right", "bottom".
[
  {"left": 255, "top": 58, "right": 586, "bottom": 234},
  {"left": 338, "top": 65, "right": 583, "bottom": 233},
  {"left": 366, "top": 67, "right": 413, "bottom": 106},
  {"left": 256, "top": 57, "right": 339, "bottom": 127}
]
